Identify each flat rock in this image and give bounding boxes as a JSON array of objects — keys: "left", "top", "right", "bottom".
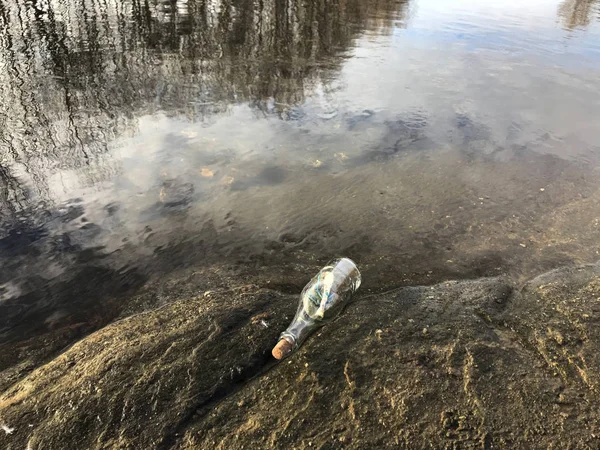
[{"left": 3, "top": 264, "right": 600, "bottom": 449}]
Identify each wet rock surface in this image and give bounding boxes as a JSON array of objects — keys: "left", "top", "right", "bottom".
[{"left": 2, "top": 263, "right": 600, "bottom": 449}]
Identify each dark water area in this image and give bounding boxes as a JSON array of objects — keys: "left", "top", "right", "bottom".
[{"left": 1, "top": 0, "right": 600, "bottom": 358}]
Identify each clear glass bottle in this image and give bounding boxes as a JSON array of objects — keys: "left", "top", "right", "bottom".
[{"left": 272, "top": 258, "right": 361, "bottom": 360}]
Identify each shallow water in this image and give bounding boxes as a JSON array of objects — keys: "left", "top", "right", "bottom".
[{"left": 1, "top": 0, "right": 600, "bottom": 344}]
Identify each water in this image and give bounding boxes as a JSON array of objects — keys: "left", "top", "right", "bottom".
[{"left": 1, "top": 0, "right": 600, "bottom": 350}]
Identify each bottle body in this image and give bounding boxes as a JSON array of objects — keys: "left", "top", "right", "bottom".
[{"left": 273, "top": 258, "right": 361, "bottom": 360}]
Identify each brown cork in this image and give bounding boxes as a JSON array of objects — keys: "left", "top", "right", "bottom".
[{"left": 272, "top": 338, "right": 294, "bottom": 360}]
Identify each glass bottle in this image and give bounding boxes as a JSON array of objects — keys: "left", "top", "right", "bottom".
[{"left": 272, "top": 258, "right": 361, "bottom": 360}]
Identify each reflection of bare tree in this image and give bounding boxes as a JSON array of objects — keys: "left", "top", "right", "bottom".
[
  {"left": 0, "top": 0, "right": 409, "bottom": 205},
  {"left": 558, "top": 0, "right": 599, "bottom": 29},
  {"left": 0, "top": 165, "right": 29, "bottom": 224}
]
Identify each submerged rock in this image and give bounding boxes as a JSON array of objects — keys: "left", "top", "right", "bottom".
[{"left": 2, "top": 264, "right": 600, "bottom": 449}]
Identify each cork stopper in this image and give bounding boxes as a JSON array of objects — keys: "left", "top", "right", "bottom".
[{"left": 272, "top": 337, "right": 294, "bottom": 360}]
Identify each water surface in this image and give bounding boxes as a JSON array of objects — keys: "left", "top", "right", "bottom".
[{"left": 1, "top": 0, "right": 600, "bottom": 349}]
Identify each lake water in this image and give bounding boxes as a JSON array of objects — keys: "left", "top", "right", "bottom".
[{"left": 1, "top": 0, "right": 600, "bottom": 345}]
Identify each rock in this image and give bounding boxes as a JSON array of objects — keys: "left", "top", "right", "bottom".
[
  {"left": 3, "top": 264, "right": 600, "bottom": 449},
  {"left": 0, "top": 287, "right": 295, "bottom": 450}
]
